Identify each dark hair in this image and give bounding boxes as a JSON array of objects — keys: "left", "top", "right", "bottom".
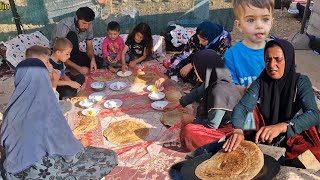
[
  {"left": 232, "top": 0, "right": 274, "bottom": 18},
  {"left": 76, "top": 7, "right": 95, "bottom": 22},
  {"left": 127, "top": 22, "right": 153, "bottom": 57},
  {"left": 107, "top": 21, "right": 120, "bottom": 32}
]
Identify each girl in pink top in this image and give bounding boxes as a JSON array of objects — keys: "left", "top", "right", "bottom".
[{"left": 102, "top": 21, "right": 124, "bottom": 67}]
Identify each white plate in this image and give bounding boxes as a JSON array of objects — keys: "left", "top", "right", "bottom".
[
  {"left": 109, "top": 81, "right": 127, "bottom": 91},
  {"left": 148, "top": 91, "right": 165, "bottom": 101},
  {"left": 79, "top": 99, "right": 95, "bottom": 109},
  {"left": 151, "top": 101, "right": 169, "bottom": 110},
  {"left": 91, "top": 81, "right": 105, "bottom": 90},
  {"left": 147, "top": 85, "right": 164, "bottom": 92},
  {"left": 117, "top": 70, "right": 132, "bottom": 77},
  {"left": 104, "top": 99, "right": 123, "bottom": 109},
  {"left": 88, "top": 92, "right": 106, "bottom": 102},
  {"left": 81, "top": 108, "right": 100, "bottom": 116}
]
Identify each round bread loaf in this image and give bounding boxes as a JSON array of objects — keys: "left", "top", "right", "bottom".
[
  {"left": 128, "top": 73, "right": 160, "bottom": 85},
  {"left": 161, "top": 109, "right": 183, "bottom": 126},
  {"left": 165, "top": 90, "right": 182, "bottom": 102},
  {"left": 195, "top": 140, "right": 264, "bottom": 180},
  {"left": 103, "top": 119, "right": 150, "bottom": 145}
]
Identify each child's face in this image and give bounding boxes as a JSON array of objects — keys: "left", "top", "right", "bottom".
[
  {"left": 134, "top": 32, "right": 144, "bottom": 43},
  {"left": 107, "top": 30, "right": 120, "bottom": 41},
  {"left": 197, "top": 34, "right": 209, "bottom": 46},
  {"left": 57, "top": 47, "right": 72, "bottom": 62},
  {"left": 235, "top": 5, "right": 273, "bottom": 45}
]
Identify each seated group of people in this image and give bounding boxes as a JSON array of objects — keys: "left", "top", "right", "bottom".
[{"left": 1, "top": 0, "right": 320, "bottom": 178}]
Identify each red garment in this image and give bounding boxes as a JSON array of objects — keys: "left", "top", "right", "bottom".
[
  {"left": 253, "top": 107, "right": 320, "bottom": 161},
  {"left": 180, "top": 123, "right": 233, "bottom": 152}
]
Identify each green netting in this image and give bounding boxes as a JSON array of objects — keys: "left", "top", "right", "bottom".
[{"left": 0, "top": 0, "right": 234, "bottom": 42}]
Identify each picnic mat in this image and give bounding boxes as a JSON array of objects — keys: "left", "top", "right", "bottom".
[{"left": 66, "top": 60, "right": 191, "bottom": 178}]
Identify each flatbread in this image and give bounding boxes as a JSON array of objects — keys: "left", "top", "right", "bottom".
[
  {"left": 161, "top": 109, "right": 184, "bottom": 127},
  {"left": 73, "top": 116, "right": 99, "bottom": 135},
  {"left": 91, "top": 74, "right": 116, "bottom": 81},
  {"left": 70, "top": 96, "right": 87, "bottom": 103},
  {"left": 195, "top": 140, "right": 264, "bottom": 180},
  {"left": 165, "top": 90, "right": 182, "bottom": 102},
  {"left": 128, "top": 73, "right": 160, "bottom": 85},
  {"left": 103, "top": 119, "right": 150, "bottom": 145}
]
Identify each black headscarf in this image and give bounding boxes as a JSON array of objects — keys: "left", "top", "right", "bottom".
[
  {"left": 192, "top": 49, "right": 241, "bottom": 112},
  {"left": 259, "top": 39, "right": 300, "bottom": 125}
]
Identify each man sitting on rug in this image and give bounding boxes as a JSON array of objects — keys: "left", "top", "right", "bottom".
[{"left": 51, "top": 7, "right": 100, "bottom": 75}]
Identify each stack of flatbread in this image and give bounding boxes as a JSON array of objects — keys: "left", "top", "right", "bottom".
[
  {"left": 195, "top": 140, "right": 264, "bottom": 180},
  {"left": 70, "top": 96, "right": 87, "bottom": 103},
  {"left": 73, "top": 116, "right": 99, "bottom": 135},
  {"left": 165, "top": 90, "right": 182, "bottom": 102},
  {"left": 91, "top": 74, "right": 116, "bottom": 81},
  {"left": 103, "top": 119, "right": 150, "bottom": 145},
  {"left": 128, "top": 72, "right": 160, "bottom": 85},
  {"left": 161, "top": 109, "right": 184, "bottom": 127}
]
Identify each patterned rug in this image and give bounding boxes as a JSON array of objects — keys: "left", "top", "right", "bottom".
[{"left": 67, "top": 60, "right": 191, "bottom": 179}]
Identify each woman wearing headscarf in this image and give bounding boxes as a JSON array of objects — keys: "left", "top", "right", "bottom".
[
  {"left": 179, "top": 49, "right": 241, "bottom": 151},
  {"left": 159, "top": 21, "right": 231, "bottom": 86},
  {"left": 223, "top": 39, "right": 320, "bottom": 163},
  {"left": 0, "top": 58, "right": 117, "bottom": 179}
]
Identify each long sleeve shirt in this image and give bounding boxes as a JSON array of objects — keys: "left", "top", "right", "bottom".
[
  {"left": 101, "top": 36, "right": 125, "bottom": 61},
  {"left": 232, "top": 75, "right": 320, "bottom": 138}
]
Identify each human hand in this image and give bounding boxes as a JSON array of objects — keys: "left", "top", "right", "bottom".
[
  {"left": 129, "top": 61, "right": 137, "bottom": 69},
  {"left": 179, "top": 63, "right": 193, "bottom": 77},
  {"left": 79, "top": 66, "right": 90, "bottom": 75},
  {"left": 255, "top": 123, "right": 288, "bottom": 144},
  {"left": 223, "top": 129, "right": 244, "bottom": 152},
  {"left": 163, "top": 102, "right": 180, "bottom": 111},
  {"left": 51, "top": 69, "right": 60, "bottom": 88},
  {"left": 90, "top": 59, "right": 97, "bottom": 73},
  {"left": 155, "top": 78, "right": 166, "bottom": 88},
  {"left": 68, "top": 81, "right": 81, "bottom": 89},
  {"left": 122, "top": 65, "right": 128, "bottom": 72}
]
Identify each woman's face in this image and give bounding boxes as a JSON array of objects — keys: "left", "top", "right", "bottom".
[
  {"left": 197, "top": 34, "right": 209, "bottom": 46},
  {"left": 265, "top": 46, "right": 285, "bottom": 80}
]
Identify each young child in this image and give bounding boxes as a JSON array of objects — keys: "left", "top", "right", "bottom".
[
  {"left": 224, "top": 0, "right": 274, "bottom": 95},
  {"left": 121, "top": 22, "right": 153, "bottom": 72},
  {"left": 25, "top": 45, "right": 61, "bottom": 99},
  {"left": 102, "top": 21, "right": 124, "bottom": 69},
  {"left": 50, "top": 38, "right": 85, "bottom": 100}
]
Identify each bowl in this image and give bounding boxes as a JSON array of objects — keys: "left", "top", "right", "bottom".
[
  {"left": 91, "top": 81, "right": 106, "bottom": 91},
  {"left": 109, "top": 81, "right": 127, "bottom": 91},
  {"left": 88, "top": 92, "right": 106, "bottom": 102},
  {"left": 147, "top": 85, "right": 164, "bottom": 92},
  {"left": 79, "top": 99, "right": 95, "bottom": 109},
  {"left": 81, "top": 108, "right": 100, "bottom": 116},
  {"left": 148, "top": 91, "right": 165, "bottom": 101},
  {"left": 104, "top": 99, "right": 123, "bottom": 109}
]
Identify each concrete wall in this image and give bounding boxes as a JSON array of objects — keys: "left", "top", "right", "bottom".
[{"left": 307, "top": 0, "right": 320, "bottom": 37}]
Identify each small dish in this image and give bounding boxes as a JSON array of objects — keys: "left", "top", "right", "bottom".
[
  {"left": 81, "top": 108, "right": 100, "bottom": 116},
  {"left": 147, "top": 85, "right": 164, "bottom": 92},
  {"left": 91, "top": 81, "right": 106, "bottom": 91},
  {"left": 109, "top": 81, "right": 127, "bottom": 91},
  {"left": 151, "top": 101, "right": 169, "bottom": 110},
  {"left": 104, "top": 99, "right": 123, "bottom": 109},
  {"left": 88, "top": 92, "right": 106, "bottom": 102},
  {"left": 148, "top": 91, "right": 165, "bottom": 101},
  {"left": 79, "top": 99, "right": 95, "bottom": 109},
  {"left": 117, "top": 70, "right": 132, "bottom": 77}
]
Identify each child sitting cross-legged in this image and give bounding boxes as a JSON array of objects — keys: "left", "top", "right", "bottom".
[{"left": 50, "top": 38, "right": 85, "bottom": 100}]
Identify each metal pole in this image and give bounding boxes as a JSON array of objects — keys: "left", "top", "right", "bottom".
[
  {"left": 300, "top": 0, "right": 312, "bottom": 34},
  {"left": 8, "top": 0, "right": 23, "bottom": 35}
]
